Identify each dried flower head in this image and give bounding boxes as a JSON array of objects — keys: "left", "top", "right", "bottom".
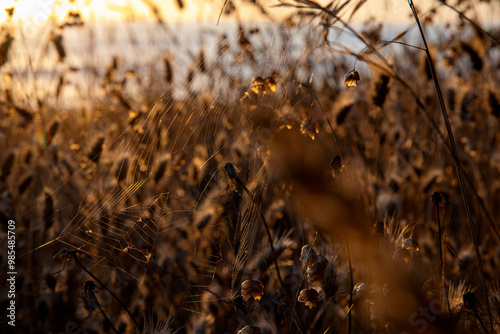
[
  {"left": 238, "top": 325, "right": 261, "bottom": 334},
  {"left": 403, "top": 238, "right": 419, "bottom": 252},
  {"left": 5, "top": 7, "right": 15, "bottom": 19},
  {"left": 298, "top": 288, "right": 319, "bottom": 308},
  {"left": 250, "top": 76, "right": 277, "bottom": 94},
  {"left": 300, "top": 119, "right": 319, "bottom": 140},
  {"left": 300, "top": 245, "right": 318, "bottom": 267},
  {"left": 353, "top": 282, "right": 368, "bottom": 299},
  {"left": 265, "top": 76, "right": 277, "bottom": 93},
  {"left": 344, "top": 70, "right": 360, "bottom": 88},
  {"left": 307, "top": 255, "right": 329, "bottom": 285},
  {"left": 393, "top": 248, "right": 411, "bottom": 264},
  {"left": 241, "top": 280, "right": 264, "bottom": 302},
  {"left": 251, "top": 76, "right": 266, "bottom": 94}
]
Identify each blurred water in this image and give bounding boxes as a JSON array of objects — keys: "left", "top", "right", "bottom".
[{"left": 0, "top": 19, "right": 494, "bottom": 108}]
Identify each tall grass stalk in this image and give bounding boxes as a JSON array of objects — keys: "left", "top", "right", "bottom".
[
  {"left": 407, "top": 1, "right": 494, "bottom": 332},
  {"left": 72, "top": 254, "right": 143, "bottom": 333}
]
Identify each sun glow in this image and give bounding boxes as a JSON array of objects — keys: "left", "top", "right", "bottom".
[{"left": 0, "top": 0, "right": 226, "bottom": 25}]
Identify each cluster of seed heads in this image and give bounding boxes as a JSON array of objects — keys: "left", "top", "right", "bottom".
[
  {"left": 297, "top": 245, "right": 330, "bottom": 308},
  {"left": 240, "top": 279, "right": 264, "bottom": 302}
]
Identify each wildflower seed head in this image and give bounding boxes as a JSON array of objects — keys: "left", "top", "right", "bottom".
[
  {"left": 321, "top": 261, "right": 339, "bottom": 299},
  {"left": 353, "top": 282, "right": 368, "bottom": 299},
  {"left": 298, "top": 288, "right": 319, "bottom": 308},
  {"left": 5, "top": 7, "right": 14, "bottom": 19},
  {"left": 393, "top": 248, "right": 411, "bottom": 264},
  {"left": 265, "top": 76, "right": 277, "bottom": 93},
  {"left": 241, "top": 280, "right": 264, "bottom": 302},
  {"left": 300, "top": 119, "right": 319, "bottom": 140},
  {"left": 300, "top": 245, "right": 318, "bottom": 267},
  {"left": 307, "top": 255, "right": 329, "bottom": 285},
  {"left": 344, "top": 70, "right": 360, "bottom": 88},
  {"left": 403, "top": 238, "right": 419, "bottom": 252}
]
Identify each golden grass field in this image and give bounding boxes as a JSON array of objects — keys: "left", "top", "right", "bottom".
[{"left": 1, "top": 0, "right": 500, "bottom": 333}]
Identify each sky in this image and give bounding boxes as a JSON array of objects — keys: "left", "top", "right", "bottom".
[{"left": 1, "top": 0, "right": 499, "bottom": 24}]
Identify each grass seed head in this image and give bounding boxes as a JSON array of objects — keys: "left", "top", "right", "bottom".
[
  {"left": 298, "top": 288, "right": 319, "bottom": 308},
  {"left": 241, "top": 280, "right": 264, "bottom": 302},
  {"left": 393, "top": 248, "right": 411, "bottom": 264},
  {"left": 300, "top": 245, "right": 318, "bottom": 267},
  {"left": 300, "top": 119, "right": 319, "bottom": 140},
  {"left": 307, "top": 254, "right": 329, "bottom": 285},
  {"left": 344, "top": 70, "right": 360, "bottom": 88},
  {"left": 403, "top": 238, "right": 419, "bottom": 252},
  {"left": 353, "top": 282, "right": 368, "bottom": 299}
]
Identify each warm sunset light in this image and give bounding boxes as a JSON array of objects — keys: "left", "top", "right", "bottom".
[
  {"left": 2, "top": 0, "right": 500, "bottom": 333},
  {"left": 0, "top": 0, "right": 233, "bottom": 24},
  {"left": 1, "top": 0, "right": 498, "bottom": 25}
]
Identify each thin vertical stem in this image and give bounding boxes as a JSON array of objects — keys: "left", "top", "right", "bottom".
[{"left": 407, "top": 1, "right": 493, "bottom": 333}]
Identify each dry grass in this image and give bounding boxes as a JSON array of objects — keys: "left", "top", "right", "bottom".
[{"left": 0, "top": 0, "right": 499, "bottom": 333}]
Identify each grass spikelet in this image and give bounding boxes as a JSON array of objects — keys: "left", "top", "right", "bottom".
[
  {"left": 336, "top": 103, "right": 353, "bottom": 126},
  {"left": 153, "top": 159, "right": 168, "bottom": 183},
  {"left": 487, "top": 90, "right": 500, "bottom": 118},
  {"left": 13, "top": 106, "right": 33, "bottom": 123},
  {"left": 196, "top": 47, "right": 206, "bottom": 73},
  {"left": 115, "top": 157, "right": 130, "bottom": 183},
  {"left": 175, "top": 0, "right": 184, "bottom": 10},
  {"left": 5, "top": 7, "right": 15, "bottom": 19},
  {"left": 0, "top": 32, "right": 14, "bottom": 67},
  {"left": 87, "top": 136, "right": 105, "bottom": 163},
  {"left": 43, "top": 191, "right": 55, "bottom": 230},
  {"left": 143, "top": 313, "right": 177, "bottom": 334},
  {"left": 163, "top": 54, "right": 173, "bottom": 84},
  {"left": 46, "top": 121, "right": 59, "bottom": 147},
  {"left": 18, "top": 174, "right": 32, "bottom": 195},
  {"left": 372, "top": 74, "right": 390, "bottom": 108},
  {"left": 460, "top": 41, "right": 483, "bottom": 71},
  {"left": 50, "top": 30, "right": 66, "bottom": 62},
  {"left": 0, "top": 152, "right": 15, "bottom": 181}
]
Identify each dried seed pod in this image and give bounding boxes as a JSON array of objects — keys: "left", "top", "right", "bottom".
[
  {"left": 298, "top": 288, "right": 319, "bottom": 308},
  {"left": 238, "top": 325, "right": 261, "bottom": 334},
  {"left": 5, "top": 7, "right": 15, "bottom": 19},
  {"left": 251, "top": 76, "right": 266, "bottom": 94},
  {"left": 307, "top": 255, "right": 329, "bottom": 285},
  {"left": 300, "top": 119, "right": 319, "bottom": 140},
  {"left": 393, "top": 248, "right": 410, "bottom": 264},
  {"left": 241, "top": 280, "right": 264, "bottom": 302},
  {"left": 403, "top": 238, "right": 419, "bottom": 252},
  {"left": 353, "top": 282, "right": 368, "bottom": 299},
  {"left": 264, "top": 76, "right": 277, "bottom": 93},
  {"left": 344, "top": 70, "right": 360, "bottom": 88},
  {"left": 300, "top": 245, "right": 318, "bottom": 267}
]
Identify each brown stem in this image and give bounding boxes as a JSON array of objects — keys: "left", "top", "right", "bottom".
[{"left": 407, "top": 1, "right": 493, "bottom": 333}]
